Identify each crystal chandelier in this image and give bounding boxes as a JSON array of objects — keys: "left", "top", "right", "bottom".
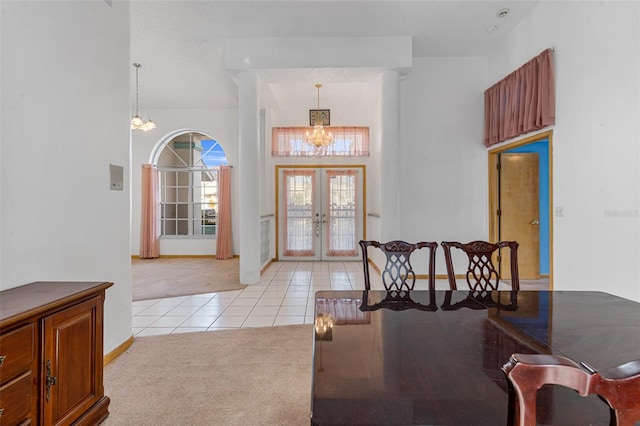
[
  {"left": 304, "top": 84, "right": 332, "bottom": 150},
  {"left": 314, "top": 313, "right": 334, "bottom": 341},
  {"left": 131, "top": 63, "right": 156, "bottom": 131}
]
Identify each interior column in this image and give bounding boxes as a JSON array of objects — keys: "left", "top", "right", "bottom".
[
  {"left": 238, "top": 72, "right": 261, "bottom": 284},
  {"left": 380, "top": 70, "right": 401, "bottom": 241}
]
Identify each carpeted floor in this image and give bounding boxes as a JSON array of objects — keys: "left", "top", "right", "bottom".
[
  {"left": 102, "top": 324, "right": 313, "bottom": 425},
  {"left": 132, "top": 257, "right": 246, "bottom": 301}
]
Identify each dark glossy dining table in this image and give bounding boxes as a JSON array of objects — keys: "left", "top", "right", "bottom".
[{"left": 310, "top": 290, "right": 640, "bottom": 425}]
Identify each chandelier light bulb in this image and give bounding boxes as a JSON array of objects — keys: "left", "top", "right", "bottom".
[
  {"left": 130, "top": 115, "right": 143, "bottom": 128},
  {"left": 140, "top": 119, "right": 156, "bottom": 132}
]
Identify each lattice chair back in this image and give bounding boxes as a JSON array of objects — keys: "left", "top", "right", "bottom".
[
  {"left": 359, "top": 240, "right": 437, "bottom": 292},
  {"left": 441, "top": 240, "right": 519, "bottom": 293},
  {"left": 502, "top": 353, "right": 640, "bottom": 426}
]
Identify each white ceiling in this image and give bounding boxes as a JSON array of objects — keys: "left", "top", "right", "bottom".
[{"left": 130, "top": 1, "right": 539, "bottom": 111}]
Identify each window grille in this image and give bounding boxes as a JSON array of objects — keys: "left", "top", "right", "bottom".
[
  {"left": 156, "top": 135, "right": 227, "bottom": 238},
  {"left": 158, "top": 168, "right": 219, "bottom": 237}
]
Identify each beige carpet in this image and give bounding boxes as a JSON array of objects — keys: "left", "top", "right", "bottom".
[
  {"left": 103, "top": 325, "right": 313, "bottom": 425},
  {"left": 132, "top": 257, "right": 246, "bottom": 301}
]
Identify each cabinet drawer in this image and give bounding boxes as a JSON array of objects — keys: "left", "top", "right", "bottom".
[
  {"left": 0, "top": 324, "right": 35, "bottom": 385},
  {"left": 0, "top": 371, "right": 33, "bottom": 426}
]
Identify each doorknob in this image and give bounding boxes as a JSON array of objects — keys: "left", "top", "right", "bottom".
[{"left": 530, "top": 219, "right": 540, "bottom": 225}]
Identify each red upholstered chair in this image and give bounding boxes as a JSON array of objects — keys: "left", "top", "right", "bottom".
[
  {"left": 359, "top": 240, "right": 437, "bottom": 292},
  {"left": 441, "top": 240, "right": 520, "bottom": 292},
  {"left": 502, "top": 353, "right": 640, "bottom": 426}
]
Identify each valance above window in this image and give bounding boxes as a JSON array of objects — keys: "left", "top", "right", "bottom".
[
  {"left": 272, "top": 126, "right": 370, "bottom": 156},
  {"left": 484, "top": 48, "right": 556, "bottom": 147}
]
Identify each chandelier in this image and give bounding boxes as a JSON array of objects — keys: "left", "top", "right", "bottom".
[
  {"left": 314, "top": 313, "right": 334, "bottom": 341},
  {"left": 304, "top": 84, "right": 333, "bottom": 150},
  {"left": 131, "top": 63, "right": 156, "bottom": 131}
]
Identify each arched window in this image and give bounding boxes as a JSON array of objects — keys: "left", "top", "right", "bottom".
[{"left": 153, "top": 131, "right": 228, "bottom": 237}]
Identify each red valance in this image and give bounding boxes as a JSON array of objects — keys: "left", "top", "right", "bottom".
[{"left": 484, "top": 48, "right": 555, "bottom": 147}]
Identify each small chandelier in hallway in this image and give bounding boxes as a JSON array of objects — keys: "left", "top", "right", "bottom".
[
  {"left": 304, "top": 84, "right": 333, "bottom": 150},
  {"left": 131, "top": 63, "right": 156, "bottom": 131}
]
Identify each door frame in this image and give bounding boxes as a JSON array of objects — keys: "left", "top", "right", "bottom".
[
  {"left": 488, "top": 130, "right": 553, "bottom": 289},
  {"left": 274, "top": 164, "right": 367, "bottom": 261}
]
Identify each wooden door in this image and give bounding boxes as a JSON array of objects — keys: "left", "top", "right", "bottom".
[
  {"left": 500, "top": 153, "right": 540, "bottom": 279},
  {"left": 42, "top": 297, "right": 103, "bottom": 426}
]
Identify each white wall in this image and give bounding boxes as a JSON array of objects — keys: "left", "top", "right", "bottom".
[
  {"left": 1, "top": 1, "right": 132, "bottom": 352},
  {"left": 400, "top": 57, "right": 488, "bottom": 275},
  {"left": 130, "top": 108, "right": 239, "bottom": 256},
  {"left": 269, "top": 81, "right": 373, "bottom": 127},
  {"left": 487, "top": 1, "right": 640, "bottom": 301}
]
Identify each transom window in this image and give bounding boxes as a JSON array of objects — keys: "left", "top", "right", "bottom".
[
  {"left": 271, "top": 126, "right": 370, "bottom": 156},
  {"left": 157, "top": 133, "right": 228, "bottom": 237}
]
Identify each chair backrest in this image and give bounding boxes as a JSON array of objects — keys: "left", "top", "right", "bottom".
[
  {"left": 502, "top": 353, "right": 640, "bottom": 426},
  {"left": 441, "top": 240, "right": 519, "bottom": 292},
  {"left": 359, "top": 240, "right": 437, "bottom": 291}
]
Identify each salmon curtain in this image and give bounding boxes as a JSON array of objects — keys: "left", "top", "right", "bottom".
[
  {"left": 484, "top": 48, "right": 555, "bottom": 147},
  {"left": 272, "top": 126, "right": 370, "bottom": 156},
  {"left": 140, "top": 164, "right": 159, "bottom": 259},
  {"left": 215, "top": 165, "right": 233, "bottom": 259}
]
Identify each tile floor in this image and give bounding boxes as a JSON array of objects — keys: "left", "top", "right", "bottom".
[
  {"left": 132, "top": 261, "right": 381, "bottom": 336},
  {"left": 132, "top": 261, "right": 546, "bottom": 336}
]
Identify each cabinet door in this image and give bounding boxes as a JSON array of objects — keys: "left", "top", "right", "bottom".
[{"left": 42, "top": 297, "right": 104, "bottom": 426}]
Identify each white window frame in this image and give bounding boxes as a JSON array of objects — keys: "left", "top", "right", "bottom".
[
  {"left": 158, "top": 167, "right": 219, "bottom": 238},
  {"left": 150, "top": 130, "right": 227, "bottom": 239}
]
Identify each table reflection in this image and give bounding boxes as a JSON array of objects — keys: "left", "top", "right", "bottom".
[
  {"left": 359, "top": 289, "right": 438, "bottom": 312},
  {"left": 310, "top": 290, "right": 634, "bottom": 425}
]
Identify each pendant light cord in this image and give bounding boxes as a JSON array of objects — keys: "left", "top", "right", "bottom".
[
  {"left": 133, "top": 63, "right": 141, "bottom": 116},
  {"left": 316, "top": 83, "right": 322, "bottom": 110}
]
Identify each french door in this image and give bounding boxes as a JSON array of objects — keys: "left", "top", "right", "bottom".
[{"left": 278, "top": 166, "right": 364, "bottom": 261}]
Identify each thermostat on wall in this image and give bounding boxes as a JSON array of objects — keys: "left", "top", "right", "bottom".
[{"left": 110, "top": 164, "right": 124, "bottom": 191}]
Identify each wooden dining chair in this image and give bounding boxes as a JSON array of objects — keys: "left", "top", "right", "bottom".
[
  {"left": 359, "top": 240, "right": 438, "bottom": 292},
  {"left": 502, "top": 353, "right": 640, "bottom": 426},
  {"left": 441, "top": 240, "right": 520, "bottom": 292}
]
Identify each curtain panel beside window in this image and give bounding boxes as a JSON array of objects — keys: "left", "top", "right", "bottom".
[
  {"left": 216, "top": 165, "right": 233, "bottom": 259},
  {"left": 272, "top": 126, "right": 370, "bottom": 156},
  {"left": 484, "top": 48, "right": 555, "bottom": 147},
  {"left": 140, "top": 164, "right": 160, "bottom": 259}
]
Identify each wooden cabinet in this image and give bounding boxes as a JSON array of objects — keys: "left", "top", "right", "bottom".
[
  {"left": 0, "top": 323, "right": 36, "bottom": 425},
  {"left": 0, "top": 281, "right": 113, "bottom": 426}
]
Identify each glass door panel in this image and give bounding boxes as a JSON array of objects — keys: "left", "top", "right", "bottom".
[
  {"left": 325, "top": 170, "right": 359, "bottom": 258},
  {"left": 279, "top": 167, "right": 363, "bottom": 261},
  {"left": 282, "top": 170, "right": 317, "bottom": 257}
]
